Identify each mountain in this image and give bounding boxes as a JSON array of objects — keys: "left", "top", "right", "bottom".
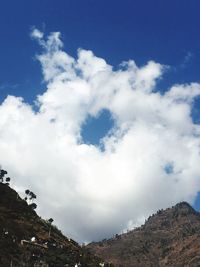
[
  {"left": 2, "top": 180, "right": 200, "bottom": 267},
  {"left": 0, "top": 183, "right": 104, "bottom": 267},
  {"left": 88, "top": 202, "right": 200, "bottom": 267}
]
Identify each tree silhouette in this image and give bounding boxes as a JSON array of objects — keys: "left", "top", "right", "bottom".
[
  {"left": 25, "top": 189, "right": 30, "bottom": 195},
  {"left": 29, "top": 191, "right": 36, "bottom": 202},
  {"left": 48, "top": 218, "right": 54, "bottom": 237},
  {"left": 48, "top": 218, "right": 54, "bottom": 224},
  {"left": 5, "top": 177, "right": 10, "bottom": 185},
  {"left": 24, "top": 189, "right": 37, "bottom": 210},
  {"left": 0, "top": 168, "right": 11, "bottom": 185},
  {"left": 25, "top": 190, "right": 37, "bottom": 203},
  {"left": 0, "top": 169, "right": 7, "bottom": 183},
  {"left": 25, "top": 190, "right": 30, "bottom": 201},
  {"left": 29, "top": 203, "right": 37, "bottom": 210}
]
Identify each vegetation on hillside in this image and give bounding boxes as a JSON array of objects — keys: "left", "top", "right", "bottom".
[
  {"left": 0, "top": 167, "right": 106, "bottom": 267},
  {"left": 88, "top": 202, "right": 200, "bottom": 267}
]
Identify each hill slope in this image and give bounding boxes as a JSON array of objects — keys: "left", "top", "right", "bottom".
[
  {"left": 0, "top": 183, "right": 103, "bottom": 267},
  {"left": 88, "top": 202, "right": 200, "bottom": 267}
]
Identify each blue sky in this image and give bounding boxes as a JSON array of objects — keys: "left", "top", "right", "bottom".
[
  {"left": 1, "top": 1, "right": 200, "bottom": 241},
  {"left": 1, "top": 0, "right": 200, "bottom": 100},
  {"left": 1, "top": 0, "right": 200, "bottom": 138}
]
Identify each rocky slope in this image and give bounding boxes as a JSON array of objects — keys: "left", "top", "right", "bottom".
[
  {"left": 0, "top": 183, "right": 103, "bottom": 267},
  {"left": 88, "top": 202, "right": 200, "bottom": 267}
]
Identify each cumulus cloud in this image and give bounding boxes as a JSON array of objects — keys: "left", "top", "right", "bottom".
[{"left": 1, "top": 29, "right": 200, "bottom": 242}]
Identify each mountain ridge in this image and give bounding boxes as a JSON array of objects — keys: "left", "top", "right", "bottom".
[
  {"left": 1, "top": 178, "right": 200, "bottom": 266},
  {"left": 87, "top": 201, "right": 200, "bottom": 267}
]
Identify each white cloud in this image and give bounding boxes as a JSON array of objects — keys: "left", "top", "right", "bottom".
[
  {"left": 1, "top": 29, "right": 200, "bottom": 242},
  {"left": 31, "top": 28, "right": 44, "bottom": 40}
]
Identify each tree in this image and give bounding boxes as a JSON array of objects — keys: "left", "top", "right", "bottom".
[
  {"left": 0, "top": 169, "right": 7, "bottom": 183},
  {"left": 29, "top": 203, "right": 37, "bottom": 210},
  {"left": 29, "top": 191, "right": 36, "bottom": 202},
  {"left": 0, "top": 168, "right": 11, "bottom": 185},
  {"left": 25, "top": 189, "right": 37, "bottom": 210},
  {"left": 5, "top": 177, "right": 11, "bottom": 185},
  {"left": 25, "top": 190, "right": 37, "bottom": 203},
  {"left": 25, "top": 189, "right": 30, "bottom": 195},
  {"left": 48, "top": 218, "right": 54, "bottom": 224},
  {"left": 48, "top": 218, "right": 54, "bottom": 237},
  {"left": 24, "top": 189, "right": 30, "bottom": 201}
]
